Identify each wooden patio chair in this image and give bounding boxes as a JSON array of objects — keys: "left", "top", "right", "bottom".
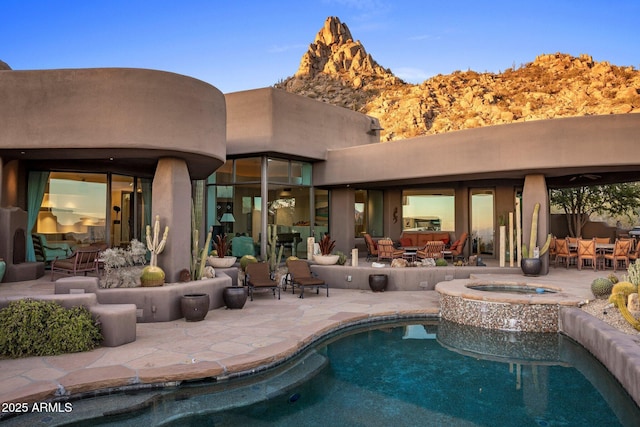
[
  {"left": 548, "top": 236, "right": 557, "bottom": 262},
  {"left": 50, "top": 247, "right": 101, "bottom": 281},
  {"left": 628, "top": 240, "right": 640, "bottom": 262},
  {"left": 577, "top": 238, "right": 598, "bottom": 271},
  {"left": 376, "top": 238, "right": 403, "bottom": 262},
  {"left": 416, "top": 241, "right": 445, "bottom": 260},
  {"left": 554, "top": 238, "right": 577, "bottom": 268},
  {"left": 285, "top": 259, "right": 328, "bottom": 299},
  {"left": 363, "top": 233, "right": 378, "bottom": 261},
  {"left": 244, "top": 262, "right": 280, "bottom": 301},
  {"left": 603, "top": 238, "right": 632, "bottom": 272}
]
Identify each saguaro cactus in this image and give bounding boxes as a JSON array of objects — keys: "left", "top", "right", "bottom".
[
  {"left": 146, "top": 215, "right": 169, "bottom": 266},
  {"left": 267, "top": 224, "right": 284, "bottom": 272},
  {"left": 141, "top": 215, "right": 169, "bottom": 287}
]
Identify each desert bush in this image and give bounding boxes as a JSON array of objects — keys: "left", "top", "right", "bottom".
[{"left": 0, "top": 299, "right": 102, "bottom": 358}]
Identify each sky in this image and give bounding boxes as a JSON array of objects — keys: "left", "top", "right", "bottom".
[{"left": 2, "top": 0, "right": 639, "bottom": 93}]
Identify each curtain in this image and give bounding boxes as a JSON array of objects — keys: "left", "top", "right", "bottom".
[{"left": 26, "top": 171, "right": 50, "bottom": 262}]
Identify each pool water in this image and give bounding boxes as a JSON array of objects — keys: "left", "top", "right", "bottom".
[
  {"left": 11, "top": 320, "right": 639, "bottom": 427},
  {"left": 466, "top": 284, "right": 557, "bottom": 294}
]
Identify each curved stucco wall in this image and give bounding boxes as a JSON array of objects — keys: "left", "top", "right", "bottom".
[
  {"left": 0, "top": 68, "right": 226, "bottom": 179},
  {"left": 315, "top": 113, "right": 640, "bottom": 187}
]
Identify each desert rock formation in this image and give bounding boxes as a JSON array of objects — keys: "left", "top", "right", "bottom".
[{"left": 276, "top": 17, "right": 640, "bottom": 141}]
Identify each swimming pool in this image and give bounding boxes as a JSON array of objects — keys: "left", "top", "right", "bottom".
[{"left": 8, "top": 320, "right": 639, "bottom": 426}]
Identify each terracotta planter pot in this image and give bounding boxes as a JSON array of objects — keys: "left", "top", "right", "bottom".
[
  {"left": 369, "top": 274, "right": 388, "bottom": 292},
  {"left": 223, "top": 286, "right": 247, "bottom": 309},
  {"left": 521, "top": 258, "right": 542, "bottom": 276},
  {"left": 181, "top": 293, "right": 210, "bottom": 322}
]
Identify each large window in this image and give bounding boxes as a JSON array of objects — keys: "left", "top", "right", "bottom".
[
  {"left": 207, "top": 157, "right": 315, "bottom": 258},
  {"left": 37, "top": 172, "right": 107, "bottom": 245},
  {"left": 34, "top": 172, "right": 149, "bottom": 249},
  {"left": 402, "top": 190, "right": 455, "bottom": 231}
]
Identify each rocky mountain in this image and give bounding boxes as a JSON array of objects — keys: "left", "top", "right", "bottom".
[{"left": 276, "top": 16, "right": 640, "bottom": 141}]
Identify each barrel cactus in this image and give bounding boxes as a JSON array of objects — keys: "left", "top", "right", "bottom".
[
  {"left": 608, "top": 281, "right": 638, "bottom": 304},
  {"left": 435, "top": 258, "right": 448, "bottom": 267},
  {"left": 590, "top": 277, "right": 614, "bottom": 298},
  {"left": 240, "top": 255, "right": 258, "bottom": 271}
]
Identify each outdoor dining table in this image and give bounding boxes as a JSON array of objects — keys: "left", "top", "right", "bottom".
[{"left": 568, "top": 242, "right": 615, "bottom": 270}]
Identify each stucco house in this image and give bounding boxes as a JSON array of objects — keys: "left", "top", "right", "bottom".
[{"left": 1, "top": 66, "right": 639, "bottom": 282}]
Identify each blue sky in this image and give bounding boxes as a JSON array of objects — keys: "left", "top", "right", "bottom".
[{"left": 3, "top": 0, "right": 638, "bottom": 93}]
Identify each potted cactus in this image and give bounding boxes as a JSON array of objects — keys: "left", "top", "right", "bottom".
[
  {"left": 313, "top": 234, "right": 339, "bottom": 265},
  {"left": 208, "top": 234, "right": 237, "bottom": 268},
  {"left": 521, "top": 203, "right": 552, "bottom": 276},
  {"left": 140, "top": 215, "right": 169, "bottom": 287}
]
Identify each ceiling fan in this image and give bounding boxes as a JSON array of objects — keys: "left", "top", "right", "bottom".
[{"left": 569, "top": 173, "right": 601, "bottom": 182}]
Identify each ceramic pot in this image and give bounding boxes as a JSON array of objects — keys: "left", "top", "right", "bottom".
[
  {"left": 223, "top": 286, "right": 247, "bottom": 309},
  {"left": 521, "top": 258, "right": 542, "bottom": 276},
  {"left": 181, "top": 293, "right": 210, "bottom": 322},
  {"left": 369, "top": 274, "right": 388, "bottom": 292},
  {"left": 208, "top": 256, "right": 237, "bottom": 268},
  {"left": 313, "top": 254, "right": 339, "bottom": 265}
]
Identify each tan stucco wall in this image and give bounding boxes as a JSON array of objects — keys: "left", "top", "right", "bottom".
[
  {"left": 225, "top": 88, "right": 379, "bottom": 160},
  {"left": 0, "top": 68, "right": 226, "bottom": 179},
  {"left": 314, "top": 114, "right": 640, "bottom": 187}
]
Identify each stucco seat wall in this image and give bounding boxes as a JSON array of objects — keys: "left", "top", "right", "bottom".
[{"left": 55, "top": 274, "right": 233, "bottom": 322}]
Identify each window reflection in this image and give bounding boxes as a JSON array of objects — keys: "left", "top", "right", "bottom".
[
  {"left": 402, "top": 190, "right": 455, "bottom": 232},
  {"left": 38, "top": 172, "right": 107, "bottom": 246}
]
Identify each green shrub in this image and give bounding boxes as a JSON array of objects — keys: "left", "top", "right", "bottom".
[
  {"left": 0, "top": 299, "right": 102, "bottom": 358},
  {"left": 435, "top": 258, "right": 448, "bottom": 267}
]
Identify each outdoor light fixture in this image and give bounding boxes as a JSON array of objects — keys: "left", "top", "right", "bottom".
[{"left": 368, "top": 118, "right": 384, "bottom": 134}]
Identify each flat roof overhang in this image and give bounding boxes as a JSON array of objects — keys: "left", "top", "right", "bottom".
[
  {"left": 314, "top": 114, "right": 640, "bottom": 189},
  {"left": 0, "top": 68, "right": 227, "bottom": 179}
]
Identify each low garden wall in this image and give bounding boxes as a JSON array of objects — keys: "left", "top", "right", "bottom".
[
  {"left": 55, "top": 273, "right": 232, "bottom": 322},
  {"left": 310, "top": 264, "right": 519, "bottom": 291}
]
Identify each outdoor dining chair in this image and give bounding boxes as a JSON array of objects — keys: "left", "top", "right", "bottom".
[
  {"left": 554, "top": 238, "right": 577, "bottom": 268},
  {"left": 603, "top": 238, "right": 632, "bottom": 271},
  {"left": 577, "top": 238, "right": 598, "bottom": 271}
]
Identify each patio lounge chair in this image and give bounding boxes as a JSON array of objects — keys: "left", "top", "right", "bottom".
[
  {"left": 363, "top": 233, "right": 378, "bottom": 261},
  {"left": 244, "top": 262, "right": 280, "bottom": 301},
  {"left": 32, "top": 233, "right": 72, "bottom": 264},
  {"left": 377, "top": 238, "right": 403, "bottom": 262},
  {"left": 449, "top": 232, "right": 468, "bottom": 259},
  {"left": 416, "top": 241, "right": 445, "bottom": 260},
  {"left": 50, "top": 247, "right": 101, "bottom": 281},
  {"left": 285, "top": 259, "right": 328, "bottom": 299}
]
